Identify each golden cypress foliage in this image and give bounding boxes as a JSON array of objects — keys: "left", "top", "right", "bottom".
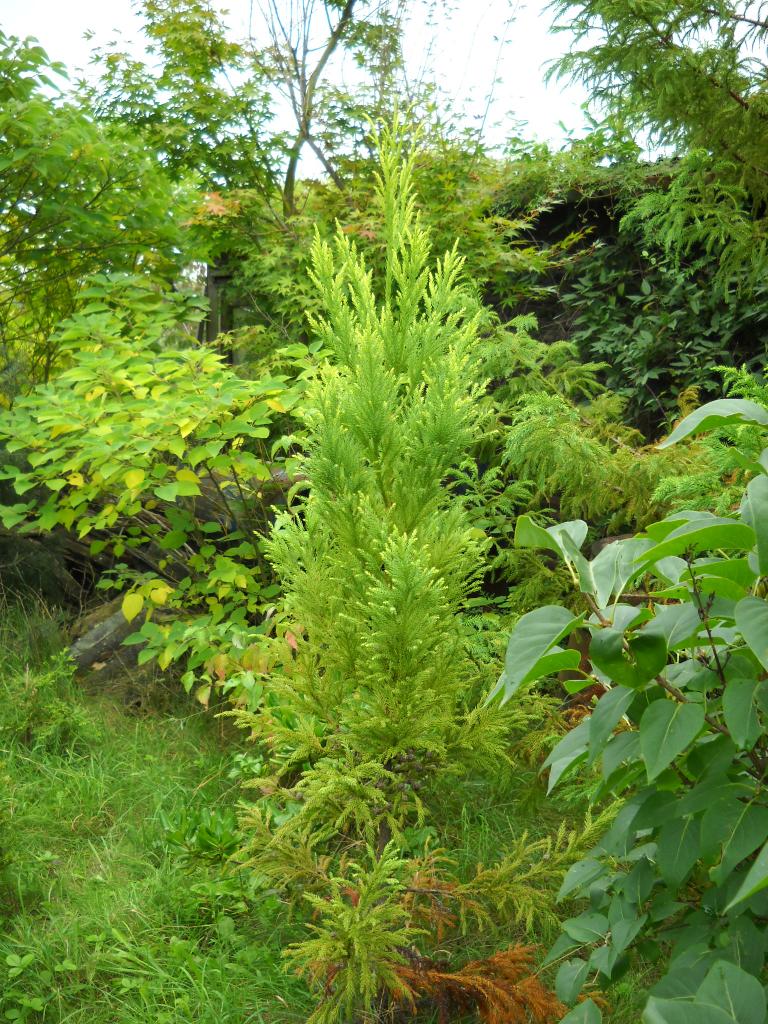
[{"left": 235, "top": 121, "right": 599, "bottom": 1023}]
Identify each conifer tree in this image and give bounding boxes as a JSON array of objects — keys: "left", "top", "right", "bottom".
[{"left": 234, "top": 121, "right": 579, "bottom": 1022}]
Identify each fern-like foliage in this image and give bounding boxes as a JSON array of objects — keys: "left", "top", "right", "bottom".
[
  {"left": 284, "top": 843, "right": 417, "bottom": 1024},
  {"left": 456, "top": 809, "right": 616, "bottom": 934},
  {"left": 501, "top": 390, "right": 700, "bottom": 532}
]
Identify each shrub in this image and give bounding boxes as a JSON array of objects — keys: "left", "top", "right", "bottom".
[
  {"left": 230, "top": 121, "right": 603, "bottom": 1024},
  {"left": 496, "top": 395, "right": 768, "bottom": 1022},
  {"left": 0, "top": 274, "right": 305, "bottom": 704}
]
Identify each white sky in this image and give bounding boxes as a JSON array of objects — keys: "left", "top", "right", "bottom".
[{"left": 0, "top": 0, "right": 591, "bottom": 154}]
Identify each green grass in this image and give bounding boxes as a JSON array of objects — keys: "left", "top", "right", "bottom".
[
  {"left": 0, "top": 599, "right": 311, "bottom": 1024},
  {"left": 0, "top": 599, "right": 651, "bottom": 1023}
]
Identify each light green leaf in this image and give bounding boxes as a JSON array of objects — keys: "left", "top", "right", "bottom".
[
  {"left": 643, "top": 997, "right": 732, "bottom": 1024},
  {"left": 735, "top": 598, "right": 768, "bottom": 670},
  {"left": 658, "top": 399, "right": 768, "bottom": 449},
  {"left": 562, "top": 911, "right": 609, "bottom": 943},
  {"left": 154, "top": 482, "right": 180, "bottom": 502},
  {"left": 725, "top": 839, "right": 768, "bottom": 911},
  {"left": 556, "top": 959, "right": 590, "bottom": 1005},
  {"left": 558, "top": 858, "right": 607, "bottom": 900},
  {"left": 710, "top": 803, "right": 768, "bottom": 885},
  {"left": 637, "top": 517, "right": 754, "bottom": 566},
  {"left": 740, "top": 476, "right": 768, "bottom": 575},
  {"left": 696, "top": 961, "right": 766, "bottom": 1024},
  {"left": 491, "top": 605, "right": 584, "bottom": 704},
  {"left": 656, "top": 816, "right": 699, "bottom": 888},
  {"left": 722, "top": 679, "right": 763, "bottom": 749},
  {"left": 643, "top": 604, "right": 705, "bottom": 650},
  {"left": 582, "top": 538, "right": 653, "bottom": 607},
  {"left": 639, "top": 699, "right": 705, "bottom": 781},
  {"left": 515, "top": 515, "right": 588, "bottom": 566},
  {"left": 559, "top": 1000, "right": 602, "bottom": 1024},
  {"left": 588, "top": 685, "right": 635, "bottom": 763},
  {"left": 543, "top": 719, "right": 590, "bottom": 793}
]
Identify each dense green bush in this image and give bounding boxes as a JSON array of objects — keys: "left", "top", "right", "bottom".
[
  {"left": 497, "top": 395, "right": 768, "bottom": 1022},
  {"left": 562, "top": 237, "right": 768, "bottom": 433},
  {"left": 497, "top": 147, "right": 768, "bottom": 433},
  {"left": 0, "top": 274, "right": 306, "bottom": 704}
]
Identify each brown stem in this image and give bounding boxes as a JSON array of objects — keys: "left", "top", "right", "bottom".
[{"left": 281, "top": 0, "right": 356, "bottom": 216}]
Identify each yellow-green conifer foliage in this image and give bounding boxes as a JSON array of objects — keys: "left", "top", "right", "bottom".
[
  {"left": 258, "top": 122, "right": 506, "bottom": 775},
  {"left": 234, "top": 123, "right": 566, "bottom": 1021}
]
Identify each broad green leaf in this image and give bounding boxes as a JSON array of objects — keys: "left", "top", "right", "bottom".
[
  {"left": 656, "top": 816, "right": 699, "bottom": 888},
  {"left": 542, "top": 933, "right": 581, "bottom": 967},
  {"left": 639, "top": 699, "right": 705, "bottom": 781},
  {"left": 658, "top": 399, "right": 768, "bottom": 449},
  {"left": 562, "top": 911, "right": 609, "bottom": 943},
  {"left": 559, "top": 1000, "right": 602, "bottom": 1024},
  {"left": 694, "top": 557, "right": 757, "bottom": 590},
  {"left": 555, "top": 958, "right": 590, "bottom": 1005},
  {"left": 515, "top": 515, "right": 588, "bottom": 564},
  {"left": 710, "top": 803, "right": 768, "bottom": 885},
  {"left": 543, "top": 719, "right": 590, "bottom": 793},
  {"left": 588, "top": 685, "right": 635, "bottom": 764},
  {"left": 643, "top": 604, "right": 709, "bottom": 650},
  {"left": 160, "top": 529, "right": 189, "bottom": 549},
  {"left": 740, "top": 476, "right": 768, "bottom": 575},
  {"left": 725, "top": 839, "right": 768, "bottom": 911},
  {"left": 645, "top": 511, "right": 713, "bottom": 542},
  {"left": 582, "top": 538, "right": 653, "bottom": 607},
  {"left": 650, "top": 947, "right": 724, "bottom": 999},
  {"left": 514, "top": 514, "right": 565, "bottom": 553},
  {"left": 591, "top": 629, "right": 667, "bottom": 688},
  {"left": 726, "top": 915, "right": 765, "bottom": 977},
  {"left": 0, "top": 502, "right": 30, "bottom": 528},
  {"left": 174, "top": 479, "right": 202, "bottom": 497},
  {"left": 491, "top": 605, "right": 584, "bottom": 703},
  {"left": 665, "top": 659, "right": 718, "bottom": 694},
  {"left": 121, "top": 592, "right": 144, "bottom": 623},
  {"left": 611, "top": 912, "right": 647, "bottom": 955},
  {"left": 735, "top": 598, "right": 768, "bottom": 670},
  {"left": 644, "top": 997, "right": 732, "bottom": 1024},
  {"left": 696, "top": 961, "right": 767, "bottom": 1024},
  {"left": 601, "top": 730, "right": 640, "bottom": 783},
  {"left": 722, "top": 679, "right": 763, "bottom": 749},
  {"left": 637, "top": 517, "right": 755, "bottom": 566},
  {"left": 558, "top": 858, "right": 607, "bottom": 900},
  {"left": 589, "top": 942, "right": 620, "bottom": 979},
  {"left": 154, "top": 482, "right": 180, "bottom": 502}
]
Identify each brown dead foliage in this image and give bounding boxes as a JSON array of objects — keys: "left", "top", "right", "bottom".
[{"left": 395, "top": 945, "right": 566, "bottom": 1024}]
